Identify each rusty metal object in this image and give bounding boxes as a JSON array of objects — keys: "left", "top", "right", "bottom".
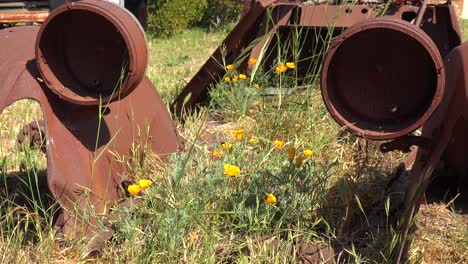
[
  {"left": 0, "top": 0, "right": 179, "bottom": 244},
  {"left": 0, "top": 10, "right": 49, "bottom": 23},
  {"left": 172, "top": 2, "right": 460, "bottom": 116},
  {"left": 394, "top": 40, "right": 468, "bottom": 262},
  {"left": 318, "top": 4, "right": 464, "bottom": 263},
  {"left": 36, "top": 0, "right": 147, "bottom": 106},
  {"left": 321, "top": 18, "right": 445, "bottom": 140}
]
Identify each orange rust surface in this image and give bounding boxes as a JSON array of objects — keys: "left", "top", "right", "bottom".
[{"left": 0, "top": 11, "right": 49, "bottom": 23}]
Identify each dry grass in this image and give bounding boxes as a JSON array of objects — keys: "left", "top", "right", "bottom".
[{"left": 410, "top": 204, "right": 467, "bottom": 263}]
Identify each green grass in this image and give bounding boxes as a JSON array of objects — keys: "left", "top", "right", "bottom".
[
  {"left": 0, "top": 20, "right": 466, "bottom": 263},
  {"left": 147, "top": 27, "right": 232, "bottom": 103}
]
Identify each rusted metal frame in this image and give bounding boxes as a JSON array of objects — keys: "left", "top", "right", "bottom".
[
  {"left": 171, "top": 0, "right": 281, "bottom": 116},
  {"left": 174, "top": 3, "right": 457, "bottom": 118},
  {"left": 173, "top": 3, "right": 385, "bottom": 117},
  {"left": 377, "top": 135, "right": 432, "bottom": 153},
  {"left": 241, "top": 0, "right": 254, "bottom": 18},
  {"left": 241, "top": 0, "right": 300, "bottom": 19},
  {"left": 246, "top": 3, "right": 296, "bottom": 73},
  {"left": 395, "top": 42, "right": 468, "bottom": 262},
  {"left": 0, "top": 10, "right": 48, "bottom": 23},
  {"left": 414, "top": 0, "right": 428, "bottom": 26},
  {"left": 246, "top": 4, "right": 380, "bottom": 73}
]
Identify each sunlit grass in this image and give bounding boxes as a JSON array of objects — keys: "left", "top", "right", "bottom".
[{"left": 0, "top": 18, "right": 466, "bottom": 263}]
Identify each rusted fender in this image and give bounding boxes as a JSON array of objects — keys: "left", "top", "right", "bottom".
[{"left": 0, "top": 0, "right": 179, "bottom": 237}]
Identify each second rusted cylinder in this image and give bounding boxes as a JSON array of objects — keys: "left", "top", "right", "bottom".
[{"left": 321, "top": 18, "right": 445, "bottom": 140}]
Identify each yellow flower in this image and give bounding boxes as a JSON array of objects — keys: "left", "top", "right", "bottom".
[
  {"left": 265, "top": 193, "right": 277, "bottom": 204},
  {"left": 295, "top": 155, "right": 304, "bottom": 168},
  {"left": 226, "top": 91, "right": 231, "bottom": 95},
  {"left": 232, "top": 76, "right": 238, "bottom": 83},
  {"left": 226, "top": 64, "right": 233, "bottom": 70},
  {"left": 190, "top": 231, "right": 199, "bottom": 240},
  {"left": 221, "top": 143, "right": 233, "bottom": 153},
  {"left": 287, "top": 146, "right": 296, "bottom": 161},
  {"left": 304, "top": 149, "right": 313, "bottom": 158},
  {"left": 248, "top": 138, "right": 258, "bottom": 145},
  {"left": 239, "top": 74, "right": 247, "bottom": 80},
  {"left": 224, "top": 77, "right": 230, "bottom": 82},
  {"left": 138, "top": 179, "right": 153, "bottom": 189},
  {"left": 224, "top": 164, "right": 240, "bottom": 177},
  {"left": 253, "top": 83, "right": 260, "bottom": 89},
  {"left": 127, "top": 184, "right": 141, "bottom": 196},
  {"left": 233, "top": 129, "right": 244, "bottom": 141},
  {"left": 273, "top": 140, "right": 284, "bottom": 149},
  {"left": 212, "top": 151, "right": 223, "bottom": 159},
  {"left": 274, "top": 63, "right": 287, "bottom": 74},
  {"left": 286, "top": 62, "right": 295, "bottom": 69},
  {"left": 249, "top": 58, "right": 257, "bottom": 65}
]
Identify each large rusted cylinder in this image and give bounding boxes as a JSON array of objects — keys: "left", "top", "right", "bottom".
[
  {"left": 321, "top": 18, "right": 445, "bottom": 140},
  {"left": 35, "top": 0, "right": 147, "bottom": 105}
]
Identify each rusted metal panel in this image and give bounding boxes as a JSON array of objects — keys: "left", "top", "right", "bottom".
[
  {"left": 0, "top": 0, "right": 179, "bottom": 247},
  {"left": 0, "top": 10, "right": 48, "bottom": 23},
  {"left": 172, "top": 0, "right": 280, "bottom": 116},
  {"left": 299, "top": 4, "right": 378, "bottom": 28}
]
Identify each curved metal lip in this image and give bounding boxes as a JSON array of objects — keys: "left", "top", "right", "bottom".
[
  {"left": 35, "top": 0, "right": 148, "bottom": 106},
  {"left": 320, "top": 17, "right": 445, "bottom": 141}
]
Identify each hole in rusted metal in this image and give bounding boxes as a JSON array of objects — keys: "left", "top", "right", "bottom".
[
  {"left": 402, "top": 11, "right": 417, "bottom": 22},
  {"left": 390, "top": 105, "right": 399, "bottom": 114}
]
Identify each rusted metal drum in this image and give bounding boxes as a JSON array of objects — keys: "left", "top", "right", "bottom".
[
  {"left": 321, "top": 18, "right": 445, "bottom": 140},
  {"left": 35, "top": 0, "right": 147, "bottom": 105}
]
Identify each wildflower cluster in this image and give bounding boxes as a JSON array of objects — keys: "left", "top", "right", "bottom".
[
  {"left": 128, "top": 179, "right": 153, "bottom": 196},
  {"left": 275, "top": 62, "right": 295, "bottom": 74},
  {"left": 287, "top": 146, "right": 314, "bottom": 168},
  {"left": 224, "top": 62, "right": 260, "bottom": 89}
]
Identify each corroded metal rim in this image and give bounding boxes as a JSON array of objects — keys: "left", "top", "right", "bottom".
[
  {"left": 35, "top": 0, "right": 148, "bottom": 105},
  {"left": 321, "top": 18, "right": 445, "bottom": 140}
]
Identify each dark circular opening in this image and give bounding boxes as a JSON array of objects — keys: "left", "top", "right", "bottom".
[
  {"left": 345, "top": 8, "right": 352, "bottom": 14},
  {"left": 38, "top": 9, "right": 129, "bottom": 101},
  {"left": 361, "top": 8, "right": 368, "bottom": 14},
  {"left": 325, "top": 28, "right": 438, "bottom": 135}
]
